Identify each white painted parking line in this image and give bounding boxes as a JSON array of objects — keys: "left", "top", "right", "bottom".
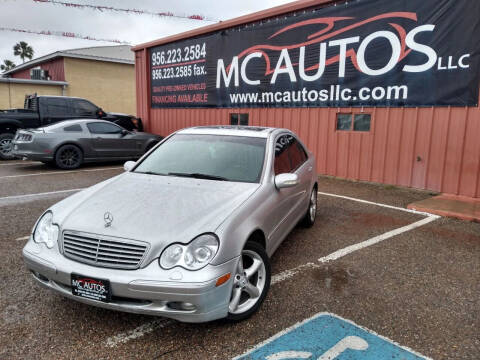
[
  {"left": 0, "top": 166, "right": 122, "bottom": 179},
  {"left": 0, "top": 188, "right": 84, "bottom": 202},
  {"left": 271, "top": 216, "right": 439, "bottom": 285},
  {"left": 105, "top": 319, "right": 173, "bottom": 347},
  {"left": 318, "top": 215, "right": 439, "bottom": 263},
  {"left": 15, "top": 235, "right": 30, "bottom": 241},
  {"left": 317, "top": 191, "right": 435, "bottom": 217},
  {"left": 272, "top": 262, "right": 320, "bottom": 284},
  {"left": 102, "top": 192, "right": 441, "bottom": 347}
]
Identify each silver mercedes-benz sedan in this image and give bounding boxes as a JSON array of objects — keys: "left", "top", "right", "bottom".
[
  {"left": 12, "top": 119, "right": 162, "bottom": 169},
  {"left": 23, "top": 126, "right": 317, "bottom": 322}
]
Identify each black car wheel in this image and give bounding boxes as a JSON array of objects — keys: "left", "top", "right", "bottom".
[
  {"left": 0, "top": 133, "right": 16, "bottom": 160},
  {"left": 55, "top": 144, "right": 83, "bottom": 169},
  {"left": 227, "top": 241, "right": 271, "bottom": 321}
]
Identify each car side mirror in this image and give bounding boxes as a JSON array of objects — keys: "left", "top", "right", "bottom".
[
  {"left": 123, "top": 161, "right": 136, "bottom": 172},
  {"left": 96, "top": 108, "right": 105, "bottom": 118},
  {"left": 274, "top": 173, "right": 299, "bottom": 189},
  {"left": 121, "top": 129, "right": 129, "bottom": 136}
]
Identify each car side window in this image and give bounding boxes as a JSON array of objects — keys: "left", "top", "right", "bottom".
[
  {"left": 72, "top": 100, "right": 97, "bottom": 116},
  {"left": 87, "top": 122, "right": 122, "bottom": 134},
  {"left": 274, "top": 135, "right": 293, "bottom": 175},
  {"left": 289, "top": 139, "right": 308, "bottom": 171},
  {"left": 64, "top": 124, "right": 82, "bottom": 132}
]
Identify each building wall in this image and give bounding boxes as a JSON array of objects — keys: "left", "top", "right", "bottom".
[
  {"left": 138, "top": 103, "right": 480, "bottom": 198},
  {"left": 133, "top": 0, "right": 480, "bottom": 198},
  {"left": 64, "top": 58, "right": 136, "bottom": 115},
  {"left": 10, "top": 58, "right": 65, "bottom": 81},
  {"left": 0, "top": 82, "right": 63, "bottom": 109}
]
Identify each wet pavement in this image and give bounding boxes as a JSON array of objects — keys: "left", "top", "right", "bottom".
[{"left": 0, "top": 161, "right": 478, "bottom": 359}]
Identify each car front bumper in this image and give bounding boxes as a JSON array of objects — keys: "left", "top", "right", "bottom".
[{"left": 23, "top": 237, "right": 238, "bottom": 323}]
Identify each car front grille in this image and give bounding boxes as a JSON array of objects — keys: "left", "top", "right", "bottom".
[{"left": 62, "top": 231, "right": 149, "bottom": 270}]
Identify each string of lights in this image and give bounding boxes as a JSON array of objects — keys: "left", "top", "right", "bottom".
[
  {"left": 32, "top": 0, "right": 217, "bottom": 22},
  {"left": 0, "top": 26, "right": 130, "bottom": 44}
]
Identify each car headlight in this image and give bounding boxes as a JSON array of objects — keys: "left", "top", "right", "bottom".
[
  {"left": 159, "top": 234, "right": 219, "bottom": 270},
  {"left": 33, "top": 211, "right": 59, "bottom": 249}
]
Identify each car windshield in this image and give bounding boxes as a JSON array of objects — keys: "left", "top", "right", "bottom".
[{"left": 134, "top": 134, "right": 266, "bottom": 183}]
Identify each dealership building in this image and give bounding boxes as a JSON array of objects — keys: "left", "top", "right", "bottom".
[{"left": 133, "top": 0, "right": 480, "bottom": 198}]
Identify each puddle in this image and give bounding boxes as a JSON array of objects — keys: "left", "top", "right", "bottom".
[{"left": 311, "top": 265, "right": 356, "bottom": 292}]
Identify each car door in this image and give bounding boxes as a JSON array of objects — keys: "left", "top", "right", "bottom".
[
  {"left": 86, "top": 122, "right": 134, "bottom": 158},
  {"left": 287, "top": 137, "right": 312, "bottom": 218},
  {"left": 267, "top": 134, "right": 306, "bottom": 248},
  {"left": 70, "top": 99, "right": 98, "bottom": 119}
]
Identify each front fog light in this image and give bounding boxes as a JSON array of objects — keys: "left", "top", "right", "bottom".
[{"left": 33, "top": 211, "right": 59, "bottom": 249}]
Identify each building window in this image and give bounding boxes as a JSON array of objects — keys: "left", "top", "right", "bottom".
[
  {"left": 336, "top": 113, "right": 371, "bottom": 132},
  {"left": 353, "top": 114, "right": 371, "bottom": 131},
  {"left": 230, "top": 113, "right": 249, "bottom": 126}
]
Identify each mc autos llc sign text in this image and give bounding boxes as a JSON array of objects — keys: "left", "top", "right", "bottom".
[{"left": 149, "top": 0, "right": 480, "bottom": 109}]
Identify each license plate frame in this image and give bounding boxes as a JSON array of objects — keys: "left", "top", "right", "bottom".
[{"left": 71, "top": 274, "right": 111, "bottom": 303}]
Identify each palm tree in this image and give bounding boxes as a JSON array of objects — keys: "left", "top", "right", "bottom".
[
  {"left": 0, "top": 59, "right": 16, "bottom": 72},
  {"left": 13, "top": 41, "right": 34, "bottom": 63}
]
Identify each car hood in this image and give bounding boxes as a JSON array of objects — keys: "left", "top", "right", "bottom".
[{"left": 51, "top": 172, "right": 259, "bottom": 264}]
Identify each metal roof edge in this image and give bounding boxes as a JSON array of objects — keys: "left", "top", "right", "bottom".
[
  {"left": 3, "top": 50, "right": 134, "bottom": 76},
  {"left": 3, "top": 52, "right": 62, "bottom": 75},
  {"left": 62, "top": 53, "right": 134, "bottom": 65},
  {"left": 0, "top": 77, "right": 68, "bottom": 86},
  {"left": 132, "top": 0, "right": 335, "bottom": 51}
]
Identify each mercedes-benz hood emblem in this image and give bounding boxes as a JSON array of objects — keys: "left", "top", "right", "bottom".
[{"left": 104, "top": 212, "right": 113, "bottom": 227}]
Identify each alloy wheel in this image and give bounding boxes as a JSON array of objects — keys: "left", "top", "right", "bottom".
[
  {"left": 229, "top": 249, "right": 266, "bottom": 314},
  {"left": 0, "top": 138, "right": 13, "bottom": 157},
  {"left": 59, "top": 149, "right": 80, "bottom": 167},
  {"left": 309, "top": 190, "right": 317, "bottom": 222}
]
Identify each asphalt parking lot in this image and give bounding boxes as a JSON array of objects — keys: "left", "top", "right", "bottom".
[{"left": 0, "top": 160, "right": 479, "bottom": 359}]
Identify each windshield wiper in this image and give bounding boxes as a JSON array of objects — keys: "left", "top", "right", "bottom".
[
  {"left": 135, "top": 171, "right": 167, "bottom": 176},
  {"left": 168, "top": 172, "right": 228, "bottom": 181}
]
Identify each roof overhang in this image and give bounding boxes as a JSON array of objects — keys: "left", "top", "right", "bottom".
[
  {"left": 3, "top": 51, "right": 134, "bottom": 76},
  {"left": 0, "top": 77, "right": 68, "bottom": 86},
  {"left": 132, "top": 0, "right": 334, "bottom": 51}
]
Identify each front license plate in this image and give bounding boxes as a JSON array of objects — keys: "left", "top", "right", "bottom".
[{"left": 71, "top": 274, "right": 111, "bottom": 303}]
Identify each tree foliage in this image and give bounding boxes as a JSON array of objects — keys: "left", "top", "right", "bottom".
[
  {"left": 13, "top": 41, "right": 34, "bottom": 63},
  {"left": 0, "top": 59, "right": 16, "bottom": 72}
]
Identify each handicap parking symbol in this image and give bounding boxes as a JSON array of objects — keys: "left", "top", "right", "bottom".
[{"left": 234, "top": 313, "right": 430, "bottom": 360}]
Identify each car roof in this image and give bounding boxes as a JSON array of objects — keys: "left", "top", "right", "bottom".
[
  {"left": 39, "top": 119, "right": 116, "bottom": 129},
  {"left": 177, "top": 126, "right": 288, "bottom": 138}
]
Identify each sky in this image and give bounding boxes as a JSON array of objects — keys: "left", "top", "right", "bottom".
[{"left": 0, "top": 0, "right": 293, "bottom": 66}]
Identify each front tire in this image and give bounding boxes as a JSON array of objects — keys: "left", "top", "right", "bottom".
[
  {"left": 0, "top": 133, "right": 16, "bottom": 160},
  {"left": 301, "top": 187, "right": 317, "bottom": 227},
  {"left": 227, "top": 241, "right": 271, "bottom": 321},
  {"left": 54, "top": 144, "right": 83, "bottom": 169}
]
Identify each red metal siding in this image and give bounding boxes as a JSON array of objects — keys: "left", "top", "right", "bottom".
[
  {"left": 10, "top": 57, "right": 65, "bottom": 81},
  {"left": 135, "top": 49, "right": 149, "bottom": 123},
  {"left": 139, "top": 102, "right": 480, "bottom": 198}
]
